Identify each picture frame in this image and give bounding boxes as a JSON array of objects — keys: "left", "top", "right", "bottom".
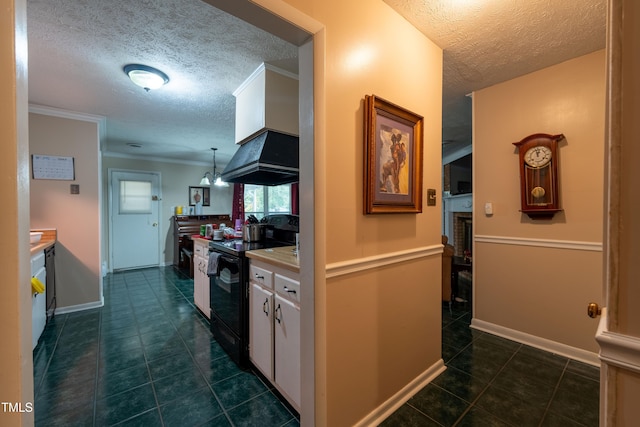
[
  {"left": 364, "top": 94, "right": 424, "bottom": 214},
  {"left": 189, "top": 186, "right": 210, "bottom": 206}
]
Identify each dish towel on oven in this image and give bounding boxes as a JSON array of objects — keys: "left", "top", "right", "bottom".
[{"left": 207, "top": 252, "right": 220, "bottom": 276}]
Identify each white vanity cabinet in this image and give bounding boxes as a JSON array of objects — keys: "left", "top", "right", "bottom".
[
  {"left": 248, "top": 256, "right": 300, "bottom": 411},
  {"left": 193, "top": 238, "right": 210, "bottom": 318}
]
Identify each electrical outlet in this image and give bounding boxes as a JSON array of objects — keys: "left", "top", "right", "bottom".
[{"left": 70, "top": 184, "right": 80, "bottom": 194}]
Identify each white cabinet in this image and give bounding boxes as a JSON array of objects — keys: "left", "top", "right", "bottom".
[
  {"left": 193, "top": 239, "right": 210, "bottom": 318},
  {"left": 233, "top": 63, "right": 299, "bottom": 144},
  {"left": 31, "top": 251, "right": 46, "bottom": 350},
  {"left": 249, "top": 259, "right": 301, "bottom": 411},
  {"left": 250, "top": 283, "right": 274, "bottom": 379}
]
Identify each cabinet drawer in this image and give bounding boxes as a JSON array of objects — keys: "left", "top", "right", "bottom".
[
  {"left": 193, "top": 240, "right": 208, "bottom": 257},
  {"left": 275, "top": 274, "right": 300, "bottom": 304},
  {"left": 250, "top": 264, "right": 274, "bottom": 289}
]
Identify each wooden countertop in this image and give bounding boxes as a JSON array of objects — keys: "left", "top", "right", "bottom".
[
  {"left": 246, "top": 246, "right": 299, "bottom": 273},
  {"left": 30, "top": 228, "right": 57, "bottom": 256}
]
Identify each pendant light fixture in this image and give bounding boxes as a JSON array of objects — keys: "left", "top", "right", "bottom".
[
  {"left": 123, "top": 64, "right": 169, "bottom": 92},
  {"left": 200, "top": 148, "right": 229, "bottom": 187}
]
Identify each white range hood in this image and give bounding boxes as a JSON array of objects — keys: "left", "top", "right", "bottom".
[{"left": 222, "top": 63, "right": 300, "bottom": 186}]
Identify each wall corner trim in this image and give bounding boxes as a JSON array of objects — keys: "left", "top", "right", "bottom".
[
  {"left": 326, "top": 244, "right": 443, "bottom": 279},
  {"left": 354, "top": 359, "right": 446, "bottom": 427},
  {"left": 596, "top": 308, "right": 640, "bottom": 374}
]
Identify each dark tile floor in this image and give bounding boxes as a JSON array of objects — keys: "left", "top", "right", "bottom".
[
  {"left": 33, "top": 269, "right": 599, "bottom": 427},
  {"left": 381, "top": 278, "right": 600, "bottom": 427},
  {"left": 33, "top": 267, "right": 299, "bottom": 426}
]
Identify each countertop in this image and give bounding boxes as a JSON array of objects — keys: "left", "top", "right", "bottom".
[
  {"left": 30, "top": 228, "right": 57, "bottom": 256},
  {"left": 246, "top": 246, "right": 299, "bottom": 273}
]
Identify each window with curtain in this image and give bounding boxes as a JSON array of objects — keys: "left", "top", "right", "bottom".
[{"left": 243, "top": 184, "right": 291, "bottom": 220}]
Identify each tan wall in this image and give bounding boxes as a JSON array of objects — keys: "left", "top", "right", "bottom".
[
  {"left": 473, "top": 50, "right": 606, "bottom": 354},
  {"left": 101, "top": 156, "right": 233, "bottom": 267},
  {"left": 0, "top": 0, "right": 34, "bottom": 425},
  {"left": 279, "top": 1, "right": 443, "bottom": 425},
  {"left": 29, "top": 113, "right": 102, "bottom": 310}
]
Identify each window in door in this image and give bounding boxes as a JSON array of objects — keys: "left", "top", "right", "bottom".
[
  {"left": 244, "top": 184, "right": 291, "bottom": 220},
  {"left": 119, "top": 180, "right": 152, "bottom": 214}
]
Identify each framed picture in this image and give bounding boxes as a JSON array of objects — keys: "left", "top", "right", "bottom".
[
  {"left": 189, "top": 186, "right": 210, "bottom": 206},
  {"left": 364, "top": 95, "right": 424, "bottom": 214}
]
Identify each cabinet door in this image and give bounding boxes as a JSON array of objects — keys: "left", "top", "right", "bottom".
[
  {"left": 250, "top": 283, "right": 274, "bottom": 380},
  {"left": 274, "top": 294, "right": 300, "bottom": 409},
  {"left": 193, "top": 254, "right": 203, "bottom": 311}
]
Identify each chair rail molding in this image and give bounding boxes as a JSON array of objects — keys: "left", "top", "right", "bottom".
[{"left": 475, "top": 235, "right": 602, "bottom": 252}]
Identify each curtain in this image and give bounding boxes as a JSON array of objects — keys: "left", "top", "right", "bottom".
[
  {"left": 291, "top": 182, "right": 299, "bottom": 215},
  {"left": 232, "top": 183, "right": 244, "bottom": 225}
]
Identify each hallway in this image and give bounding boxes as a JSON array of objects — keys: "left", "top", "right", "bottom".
[{"left": 33, "top": 268, "right": 598, "bottom": 426}]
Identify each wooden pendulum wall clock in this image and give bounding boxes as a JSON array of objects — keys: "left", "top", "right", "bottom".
[{"left": 513, "top": 133, "right": 564, "bottom": 220}]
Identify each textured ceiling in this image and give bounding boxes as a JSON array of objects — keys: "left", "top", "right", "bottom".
[
  {"left": 384, "top": 0, "right": 607, "bottom": 158},
  {"left": 27, "top": 0, "right": 299, "bottom": 165},
  {"left": 27, "top": 0, "right": 606, "bottom": 165}
]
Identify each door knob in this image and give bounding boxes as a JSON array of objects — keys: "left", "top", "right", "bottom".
[{"left": 587, "top": 302, "right": 601, "bottom": 318}]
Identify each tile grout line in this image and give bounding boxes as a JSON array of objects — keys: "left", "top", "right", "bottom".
[
  {"left": 537, "top": 359, "right": 571, "bottom": 427},
  {"left": 451, "top": 342, "right": 523, "bottom": 427},
  {"left": 143, "top": 267, "right": 237, "bottom": 426}
]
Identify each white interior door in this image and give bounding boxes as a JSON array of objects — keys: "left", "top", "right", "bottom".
[{"left": 109, "top": 170, "right": 161, "bottom": 270}]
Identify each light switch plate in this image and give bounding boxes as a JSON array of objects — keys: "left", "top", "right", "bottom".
[
  {"left": 427, "top": 189, "right": 436, "bottom": 206},
  {"left": 70, "top": 184, "right": 80, "bottom": 194}
]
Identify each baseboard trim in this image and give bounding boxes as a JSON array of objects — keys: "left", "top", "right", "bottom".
[
  {"left": 475, "top": 235, "right": 602, "bottom": 252},
  {"left": 596, "top": 308, "right": 640, "bottom": 374},
  {"left": 55, "top": 299, "right": 104, "bottom": 315},
  {"left": 354, "top": 359, "right": 446, "bottom": 427},
  {"left": 471, "top": 318, "right": 600, "bottom": 366},
  {"left": 326, "top": 244, "right": 442, "bottom": 279}
]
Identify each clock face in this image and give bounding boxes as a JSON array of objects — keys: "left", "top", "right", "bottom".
[{"left": 524, "top": 145, "right": 552, "bottom": 167}]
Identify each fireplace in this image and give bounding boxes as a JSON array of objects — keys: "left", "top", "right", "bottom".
[
  {"left": 453, "top": 212, "right": 472, "bottom": 257},
  {"left": 443, "top": 193, "right": 472, "bottom": 256}
]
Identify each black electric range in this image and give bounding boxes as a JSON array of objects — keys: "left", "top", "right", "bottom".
[{"left": 208, "top": 214, "right": 299, "bottom": 368}]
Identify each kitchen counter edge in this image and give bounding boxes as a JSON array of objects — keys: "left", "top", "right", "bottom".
[
  {"left": 30, "top": 228, "right": 56, "bottom": 256},
  {"left": 246, "top": 246, "right": 299, "bottom": 273}
]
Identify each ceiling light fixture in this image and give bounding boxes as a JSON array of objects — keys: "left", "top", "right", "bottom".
[
  {"left": 123, "top": 64, "right": 169, "bottom": 92},
  {"left": 200, "top": 148, "right": 229, "bottom": 187}
]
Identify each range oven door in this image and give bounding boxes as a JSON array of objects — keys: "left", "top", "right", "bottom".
[
  {"left": 209, "top": 250, "right": 248, "bottom": 367},
  {"left": 210, "top": 252, "right": 242, "bottom": 333}
]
